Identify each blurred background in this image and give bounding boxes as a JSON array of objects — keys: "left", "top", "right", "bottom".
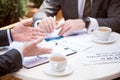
[{"left": 0, "top": 0, "right": 44, "bottom": 28}]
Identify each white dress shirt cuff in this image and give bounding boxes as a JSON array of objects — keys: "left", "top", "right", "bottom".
[
  {"left": 14, "top": 47, "right": 24, "bottom": 62},
  {"left": 34, "top": 20, "right": 42, "bottom": 28},
  {"left": 10, "top": 42, "right": 24, "bottom": 62},
  {"left": 87, "top": 17, "right": 99, "bottom": 33}
]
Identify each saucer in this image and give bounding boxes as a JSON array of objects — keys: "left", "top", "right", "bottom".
[
  {"left": 92, "top": 35, "right": 116, "bottom": 44},
  {"left": 43, "top": 65, "right": 73, "bottom": 76}
]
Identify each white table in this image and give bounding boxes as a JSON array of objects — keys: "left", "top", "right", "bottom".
[{"left": 10, "top": 32, "right": 120, "bottom": 80}]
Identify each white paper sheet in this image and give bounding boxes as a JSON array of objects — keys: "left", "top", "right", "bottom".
[
  {"left": 80, "top": 45, "right": 120, "bottom": 65},
  {"left": 53, "top": 33, "right": 93, "bottom": 53}
]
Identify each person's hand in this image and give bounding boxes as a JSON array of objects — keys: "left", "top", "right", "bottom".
[
  {"left": 38, "top": 17, "right": 57, "bottom": 33},
  {"left": 57, "top": 19, "right": 85, "bottom": 36},
  {"left": 22, "top": 37, "right": 52, "bottom": 57},
  {"left": 11, "top": 18, "right": 46, "bottom": 42}
]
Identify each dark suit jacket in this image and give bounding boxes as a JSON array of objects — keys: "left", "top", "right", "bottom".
[
  {"left": 33, "top": 0, "right": 120, "bottom": 33},
  {"left": 0, "top": 30, "right": 22, "bottom": 76},
  {"left": 0, "top": 30, "right": 10, "bottom": 46}
]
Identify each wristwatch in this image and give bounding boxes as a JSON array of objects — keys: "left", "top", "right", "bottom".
[{"left": 83, "top": 17, "right": 90, "bottom": 28}]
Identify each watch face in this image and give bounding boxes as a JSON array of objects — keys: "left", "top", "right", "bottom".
[
  {"left": 83, "top": 17, "right": 90, "bottom": 28},
  {"left": 86, "top": 17, "right": 90, "bottom": 22}
]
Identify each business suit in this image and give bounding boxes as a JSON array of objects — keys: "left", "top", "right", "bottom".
[
  {"left": 0, "top": 30, "right": 10, "bottom": 46},
  {"left": 0, "top": 30, "right": 22, "bottom": 76},
  {"left": 33, "top": 0, "right": 120, "bottom": 33}
]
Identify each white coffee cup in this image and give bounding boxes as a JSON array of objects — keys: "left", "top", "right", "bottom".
[
  {"left": 49, "top": 53, "right": 67, "bottom": 72},
  {"left": 93, "top": 27, "right": 112, "bottom": 41}
]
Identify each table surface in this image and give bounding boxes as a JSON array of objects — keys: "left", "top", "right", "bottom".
[{"left": 9, "top": 32, "right": 120, "bottom": 80}]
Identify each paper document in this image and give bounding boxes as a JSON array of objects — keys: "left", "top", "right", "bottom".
[
  {"left": 53, "top": 34, "right": 93, "bottom": 53},
  {"left": 10, "top": 29, "right": 92, "bottom": 69},
  {"left": 80, "top": 45, "right": 120, "bottom": 65},
  {"left": 23, "top": 40, "right": 77, "bottom": 68}
]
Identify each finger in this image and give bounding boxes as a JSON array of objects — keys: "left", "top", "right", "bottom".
[
  {"left": 39, "top": 20, "right": 45, "bottom": 28},
  {"left": 32, "top": 32, "right": 46, "bottom": 36},
  {"left": 30, "top": 36, "right": 44, "bottom": 41},
  {"left": 45, "top": 17, "right": 54, "bottom": 33},
  {"left": 52, "top": 21, "right": 58, "bottom": 31},
  {"left": 56, "top": 22, "right": 65, "bottom": 30},
  {"left": 38, "top": 21, "right": 43, "bottom": 28},
  {"left": 63, "top": 28, "right": 73, "bottom": 37},
  {"left": 51, "top": 17, "right": 57, "bottom": 32},
  {"left": 22, "top": 18, "right": 33, "bottom": 26},
  {"left": 38, "top": 48, "right": 52, "bottom": 54},
  {"left": 39, "top": 19, "right": 49, "bottom": 33},
  {"left": 45, "top": 18, "right": 52, "bottom": 33},
  {"left": 32, "top": 28, "right": 45, "bottom": 33},
  {"left": 58, "top": 25, "right": 71, "bottom": 36},
  {"left": 35, "top": 37, "right": 44, "bottom": 44},
  {"left": 48, "top": 17, "right": 55, "bottom": 33},
  {"left": 31, "top": 37, "right": 44, "bottom": 45},
  {"left": 56, "top": 18, "right": 65, "bottom": 29},
  {"left": 54, "top": 21, "right": 59, "bottom": 29}
]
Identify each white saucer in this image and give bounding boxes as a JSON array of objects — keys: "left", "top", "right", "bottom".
[
  {"left": 92, "top": 35, "right": 116, "bottom": 44},
  {"left": 43, "top": 65, "right": 73, "bottom": 76},
  {"left": 0, "top": 47, "right": 3, "bottom": 50}
]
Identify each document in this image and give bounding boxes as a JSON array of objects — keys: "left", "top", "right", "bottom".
[
  {"left": 53, "top": 33, "right": 93, "bottom": 53},
  {"left": 80, "top": 45, "right": 120, "bottom": 65},
  {"left": 23, "top": 40, "right": 77, "bottom": 68},
  {"left": 10, "top": 29, "right": 92, "bottom": 69}
]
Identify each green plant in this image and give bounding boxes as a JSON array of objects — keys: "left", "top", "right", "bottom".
[
  {"left": 0, "top": 0, "right": 29, "bottom": 27},
  {"left": 30, "top": 0, "right": 44, "bottom": 8}
]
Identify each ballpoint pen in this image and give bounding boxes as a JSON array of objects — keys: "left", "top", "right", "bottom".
[
  {"left": 45, "top": 32, "right": 85, "bottom": 42},
  {"left": 45, "top": 36, "right": 64, "bottom": 41}
]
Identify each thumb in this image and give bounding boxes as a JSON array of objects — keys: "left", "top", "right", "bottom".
[
  {"left": 22, "top": 18, "right": 33, "bottom": 26},
  {"left": 56, "top": 18, "right": 65, "bottom": 29}
]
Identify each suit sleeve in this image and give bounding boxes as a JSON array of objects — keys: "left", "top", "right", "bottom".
[
  {"left": 97, "top": 0, "right": 120, "bottom": 33},
  {"left": 33, "top": 0, "right": 60, "bottom": 26},
  {"left": 0, "top": 49, "right": 22, "bottom": 76},
  {"left": 0, "top": 30, "right": 10, "bottom": 46}
]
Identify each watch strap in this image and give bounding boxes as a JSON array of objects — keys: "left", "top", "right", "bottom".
[{"left": 83, "top": 17, "right": 90, "bottom": 28}]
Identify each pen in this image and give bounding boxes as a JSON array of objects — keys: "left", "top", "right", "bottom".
[
  {"left": 44, "top": 33, "right": 81, "bottom": 42},
  {"left": 66, "top": 51, "right": 77, "bottom": 56},
  {"left": 45, "top": 36, "right": 64, "bottom": 41},
  {"left": 68, "top": 33, "right": 80, "bottom": 36}
]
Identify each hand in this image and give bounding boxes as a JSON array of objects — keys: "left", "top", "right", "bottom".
[
  {"left": 22, "top": 37, "right": 52, "bottom": 57},
  {"left": 11, "top": 18, "right": 46, "bottom": 42},
  {"left": 38, "top": 17, "right": 57, "bottom": 33},
  {"left": 57, "top": 19, "right": 85, "bottom": 36}
]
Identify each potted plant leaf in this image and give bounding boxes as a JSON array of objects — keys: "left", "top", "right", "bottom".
[{"left": 0, "top": 0, "right": 29, "bottom": 27}]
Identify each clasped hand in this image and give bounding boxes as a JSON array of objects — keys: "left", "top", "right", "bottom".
[{"left": 38, "top": 17, "right": 85, "bottom": 36}]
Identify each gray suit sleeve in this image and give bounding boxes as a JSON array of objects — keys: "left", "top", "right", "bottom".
[
  {"left": 0, "top": 49, "right": 22, "bottom": 76},
  {"left": 97, "top": 0, "right": 120, "bottom": 33},
  {"left": 33, "top": 0, "right": 60, "bottom": 26}
]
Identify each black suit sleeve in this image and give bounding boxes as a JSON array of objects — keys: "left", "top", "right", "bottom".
[
  {"left": 0, "top": 30, "right": 10, "bottom": 46},
  {"left": 97, "top": 0, "right": 120, "bottom": 33},
  {"left": 0, "top": 49, "right": 22, "bottom": 76}
]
